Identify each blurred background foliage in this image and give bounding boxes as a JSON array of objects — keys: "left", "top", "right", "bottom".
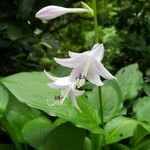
[{"left": 0, "top": 0, "right": 150, "bottom": 80}]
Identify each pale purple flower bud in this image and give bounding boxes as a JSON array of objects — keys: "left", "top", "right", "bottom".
[{"left": 35, "top": 5, "right": 88, "bottom": 20}]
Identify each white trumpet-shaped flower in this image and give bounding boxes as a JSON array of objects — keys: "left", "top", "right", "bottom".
[
  {"left": 54, "top": 43, "right": 116, "bottom": 87},
  {"left": 35, "top": 5, "right": 88, "bottom": 20},
  {"left": 44, "top": 70, "right": 84, "bottom": 110}
]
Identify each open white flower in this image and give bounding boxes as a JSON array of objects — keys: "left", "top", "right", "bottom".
[
  {"left": 54, "top": 43, "right": 116, "bottom": 87},
  {"left": 44, "top": 70, "right": 84, "bottom": 111},
  {"left": 35, "top": 5, "right": 88, "bottom": 20}
]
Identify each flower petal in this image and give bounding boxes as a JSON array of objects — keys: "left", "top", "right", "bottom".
[
  {"left": 90, "top": 43, "right": 104, "bottom": 62},
  {"left": 86, "top": 61, "right": 103, "bottom": 86},
  {"left": 35, "top": 5, "right": 67, "bottom": 20},
  {"left": 54, "top": 57, "right": 79, "bottom": 68},
  {"left": 35, "top": 5, "right": 87, "bottom": 20},
  {"left": 44, "top": 69, "right": 59, "bottom": 81},
  {"left": 48, "top": 83, "right": 67, "bottom": 89},
  {"left": 69, "top": 93, "right": 81, "bottom": 111},
  {"left": 47, "top": 76, "right": 70, "bottom": 89},
  {"left": 87, "top": 71, "right": 103, "bottom": 86},
  {"left": 96, "top": 62, "right": 116, "bottom": 79},
  {"left": 68, "top": 51, "right": 89, "bottom": 58},
  {"left": 73, "top": 89, "right": 85, "bottom": 96},
  {"left": 69, "top": 66, "right": 83, "bottom": 81},
  {"left": 55, "top": 77, "right": 70, "bottom": 86}
]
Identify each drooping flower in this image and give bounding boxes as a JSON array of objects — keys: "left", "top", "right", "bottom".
[
  {"left": 44, "top": 70, "right": 84, "bottom": 111},
  {"left": 54, "top": 43, "right": 116, "bottom": 87},
  {"left": 35, "top": 5, "right": 88, "bottom": 20}
]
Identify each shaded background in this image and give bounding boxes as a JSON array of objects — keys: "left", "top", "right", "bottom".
[{"left": 0, "top": 0, "right": 150, "bottom": 79}]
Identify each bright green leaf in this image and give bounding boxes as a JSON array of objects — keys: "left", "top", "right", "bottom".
[
  {"left": 22, "top": 117, "right": 52, "bottom": 149},
  {"left": 1, "top": 72, "right": 103, "bottom": 134},
  {"left": 86, "top": 80, "right": 123, "bottom": 122},
  {"left": 133, "top": 97, "right": 150, "bottom": 123},
  {"left": 105, "top": 117, "right": 139, "bottom": 144},
  {"left": 0, "top": 83, "right": 9, "bottom": 117},
  {"left": 116, "top": 64, "right": 143, "bottom": 101},
  {"left": 5, "top": 94, "right": 41, "bottom": 142}
]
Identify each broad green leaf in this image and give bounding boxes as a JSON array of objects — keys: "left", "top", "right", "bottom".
[
  {"left": 140, "top": 122, "right": 150, "bottom": 132},
  {"left": 0, "top": 83, "right": 9, "bottom": 117},
  {"left": 131, "top": 136, "right": 150, "bottom": 150},
  {"left": 1, "top": 72, "right": 103, "bottom": 134},
  {"left": 22, "top": 117, "right": 52, "bottom": 149},
  {"left": 39, "top": 122, "right": 86, "bottom": 150},
  {"left": 1, "top": 118, "right": 23, "bottom": 150},
  {"left": 18, "top": 0, "right": 35, "bottom": 19},
  {"left": 86, "top": 80, "right": 123, "bottom": 122},
  {"left": 105, "top": 117, "right": 139, "bottom": 144},
  {"left": 5, "top": 94, "right": 41, "bottom": 142},
  {"left": 90, "top": 133, "right": 103, "bottom": 150},
  {"left": 133, "top": 97, "right": 150, "bottom": 123},
  {"left": 131, "top": 125, "right": 149, "bottom": 145},
  {"left": 116, "top": 64, "right": 143, "bottom": 101}
]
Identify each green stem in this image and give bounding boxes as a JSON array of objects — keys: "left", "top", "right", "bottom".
[
  {"left": 98, "top": 87, "right": 104, "bottom": 129},
  {"left": 92, "top": 0, "right": 106, "bottom": 149},
  {"left": 98, "top": 87, "right": 106, "bottom": 149},
  {"left": 92, "top": 0, "right": 99, "bottom": 43}
]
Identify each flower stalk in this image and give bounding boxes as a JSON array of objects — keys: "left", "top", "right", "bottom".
[
  {"left": 92, "top": 0, "right": 99, "bottom": 43},
  {"left": 92, "top": 0, "right": 106, "bottom": 148}
]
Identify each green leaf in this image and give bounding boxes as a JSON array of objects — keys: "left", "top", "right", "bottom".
[
  {"left": 83, "top": 137, "right": 92, "bottom": 150},
  {"left": 131, "top": 125, "right": 149, "bottom": 145},
  {"left": 1, "top": 118, "right": 23, "bottom": 150},
  {"left": 51, "top": 118, "right": 67, "bottom": 130},
  {"left": 1, "top": 72, "right": 103, "bottom": 134},
  {"left": 131, "top": 136, "right": 150, "bottom": 150},
  {"left": 86, "top": 80, "right": 123, "bottom": 122},
  {"left": 133, "top": 97, "right": 150, "bottom": 123},
  {"left": 39, "top": 122, "right": 86, "bottom": 150},
  {"left": 112, "top": 143, "right": 130, "bottom": 150},
  {"left": 18, "top": 0, "right": 35, "bottom": 19},
  {"left": 22, "top": 117, "right": 52, "bottom": 149},
  {"left": 143, "top": 84, "right": 150, "bottom": 96},
  {"left": 0, "top": 83, "right": 9, "bottom": 117},
  {"left": 105, "top": 117, "right": 139, "bottom": 144},
  {"left": 116, "top": 64, "right": 143, "bottom": 101},
  {"left": 5, "top": 94, "right": 41, "bottom": 142}
]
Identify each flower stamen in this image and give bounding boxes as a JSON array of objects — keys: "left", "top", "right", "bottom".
[{"left": 76, "top": 74, "right": 86, "bottom": 88}]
